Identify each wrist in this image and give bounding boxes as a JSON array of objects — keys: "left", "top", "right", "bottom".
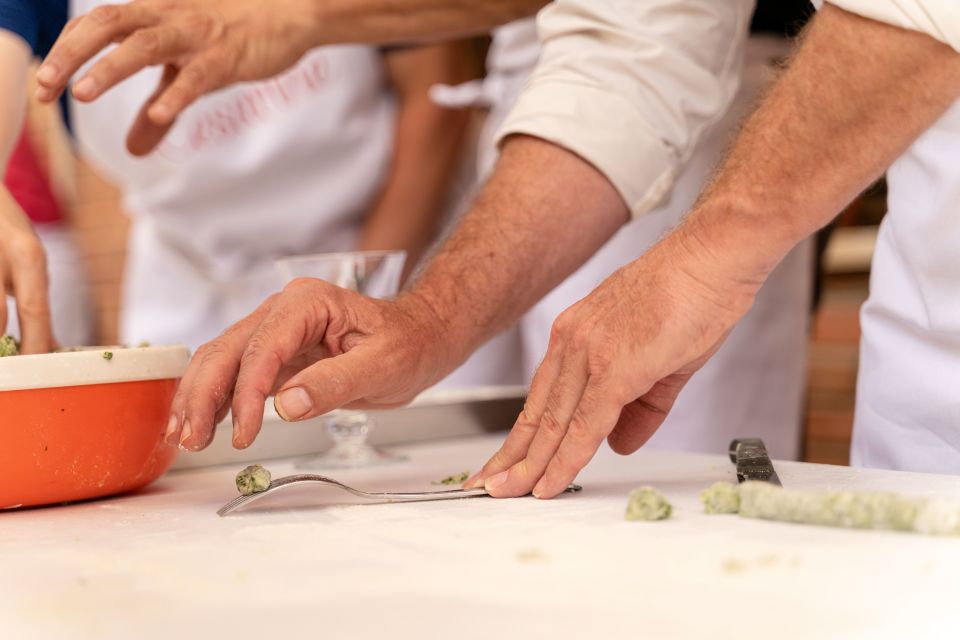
[
  {"left": 393, "top": 289, "right": 469, "bottom": 386},
  {"left": 680, "top": 191, "right": 810, "bottom": 290},
  {"left": 292, "top": 0, "right": 331, "bottom": 47}
]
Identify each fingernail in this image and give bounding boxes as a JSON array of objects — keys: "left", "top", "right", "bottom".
[
  {"left": 164, "top": 414, "right": 178, "bottom": 443},
  {"left": 463, "top": 474, "right": 484, "bottom": 489},
  {"left": 36, "top": 64, "right": 57, "bottom": 84},
  {"left": 178, "top": 419, "right": 192, "bottom": 450},
  {"left": 231, "top": 415, "right": 246, "bottom": 449},
  {"left": 532, "top": 478, "right": 547, "bottom": 499},
  {"left": 72, "top": 76, "right": 97, "bottom": 99},
  {"left": 34, "top": 86, "right": 51, "bottom": 101},
  {"left": 485, "top": 471, "right": 509, "bottom": 492},
  {"left": 148, "top": 103, "right": 173, "bottom": 124},
  {"left": 276, "top": 387, "right": 312, "bottom": 421}
]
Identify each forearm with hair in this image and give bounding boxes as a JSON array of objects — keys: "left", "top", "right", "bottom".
[
  {"left": 311, "top": 0, "right": 547, "bottom": 45},
  {"left": 403, "top": 136, "right": 629, "bottom": 372},
  {"left": 682, "top": 4, "right": 960, "bottom": 283}
]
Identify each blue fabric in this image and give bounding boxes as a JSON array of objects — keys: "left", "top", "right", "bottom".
[
  {"left": 0, "top": 0, "right": 67, "bottom": 58},
  {"left": 0, "top": 0, "right": 70, "bottom": 127}
]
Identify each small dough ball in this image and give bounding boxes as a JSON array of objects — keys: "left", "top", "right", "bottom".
[
  {"left": 236, "top": 464, "right": 272, "bottom": 495},
  {"left": 0, "top": 335, "right": 20, "bottom": 357},
  {"left": 701, "top": 481, "right": 741, "bottom": 514},
  {"left": 625, "top": 486, "right": 672, "bottom": 521}
]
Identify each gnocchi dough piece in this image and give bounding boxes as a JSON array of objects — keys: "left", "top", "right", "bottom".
[
  {"left": 0, "top": 335, "right": 20, "bottom": 357},
  {"left": 236, "top": 464, "right": 272, "bottom": 495},
  {"left": 700, "top": 481, "right": 741, "bottom": 514},
  {"left": 625, "top": 486, "right": 672, "bottom": 521}
]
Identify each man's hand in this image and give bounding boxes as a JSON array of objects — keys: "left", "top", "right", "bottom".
[
  {"left": 36, "top": 0, "right": 322, "bottom": 156},
  {"left": 465, "top": 227, "right": 759, "bottom": 499},
  {"left": 468, "top": 4, "right": 960, "bottom": 499},
  {"left": 35, "top": 0, "right": 545, "bottom": 156},
  {"left": 0, "top": 188, "right": 54, "bottom": 354},
  {"left": 165, "top": 277, "right": 450, "bottom": 451}
]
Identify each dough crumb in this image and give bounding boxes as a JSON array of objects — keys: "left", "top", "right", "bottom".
[
  {"left": 701, "top": 481, "right": 741, "bottom": 514},
  {"left": 516, "top": 548, "right": 548, "bottom": 564},
  {"left": 236, "top": 464, "right": 272, "bottom": 495},
  {"left": 625, "top": 486, "right": 672, "bottom": 521},
  {"left": 0, "top": 335, "right": 20, "bottom": 357},
  {"left": 432, "top": 471, "right": 470, "bottom": 486},
  {"left": 721, "top": 558, "right": 746, "bottom": 574}
]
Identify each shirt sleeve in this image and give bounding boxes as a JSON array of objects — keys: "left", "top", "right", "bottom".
[
  {"left": 494, "top": 0, "right": 755, "bottom": 218},
  {"left": 820, "top": 1, "right": 960, "bottom": 53},
  {"left": 0, "top": 0, "right": 40, "bottom": 53}
]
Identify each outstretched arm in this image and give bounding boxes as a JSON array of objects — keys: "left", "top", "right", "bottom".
[
  {"left": 36, "top": 0, "right": 545, "bottom": 155},
  {"left": 159, "top": 0, "right": 755, "bottom": 452},
  {"left": 469, "top": 3, "right": 960, "bottom": 500}
]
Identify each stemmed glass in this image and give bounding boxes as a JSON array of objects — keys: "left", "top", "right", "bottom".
[{"left": 275, "top": 250, "right": 407, "bottom": 469}]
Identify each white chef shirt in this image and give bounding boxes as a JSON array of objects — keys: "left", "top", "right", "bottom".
[
  {"left": 809, "top": 1, "right": 960, "bottom": 473},
  {"left": 495, "top": 0, "right": 755, "bottom": 218},
  {"left": 801, "top": 0, "right": 960, "bottom": 473}
]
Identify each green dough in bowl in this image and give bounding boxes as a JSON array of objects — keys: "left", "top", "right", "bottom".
[{"left": 0, "top": 335, "right": 19, "bottom": 357}]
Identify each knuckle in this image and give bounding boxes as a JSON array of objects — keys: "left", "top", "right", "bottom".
[
  {"left": 548, "top": 315, "right": 571, "bottom": 345},
  {"left": 193, "top": 340, "right": 220, "bottom": 362},
  {"left": 485, "top": 450, "right": 511, "bottom": 471},
  {"left": 194, "top": 341, "right": 232, "bottom": 369},
  {"left": 283, "top": 277, "right": 316, "bottom": 294},
  {"left": 9, "top": 235, "right": 46, "bottom": 265},
  {"left": 89, "top": 5, "right": 123, "bottom": 27},
  {"left": 184, "top": 11, "right": 216, "bottom": 38},
  {"left": 241, "top": 332, "right": 279, "bottom": 363},
  {"left": 514, "top": 406, "right": 539, "bottom": 430},
  {"left": 130, "top": 29, "right": 161, "bottom": 54},
  {"left": 538, "top": 410, "right": 567, "bottom": 440},
  {"left": 15, "top": 295, "right": 51, "bottom": 319},
  {"left": 179, "top": 63, "right": 208, "bottom": 88},
  {"left": 586, "top": 348, "right": 614, "bottom": 376},
  {"left": 567, "top": 410, "right": 597, "bottom": 443},
  {"left": 569, "top": 324, "right": 594, "bottom": 352},
  {"left": 564, "top": 420, "right": 601, "bottom": 459}
]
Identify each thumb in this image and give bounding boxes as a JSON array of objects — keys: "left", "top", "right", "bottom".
[
  {"left": 274, "top": 347, "right": 385, "bottom": 422},
  {"left": 606, "top": 373, "right": 692, "bottom": 455}
]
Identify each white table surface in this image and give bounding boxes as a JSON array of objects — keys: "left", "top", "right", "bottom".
[{"left": 3, "top": 434, "right": 960, "bottom": 640}]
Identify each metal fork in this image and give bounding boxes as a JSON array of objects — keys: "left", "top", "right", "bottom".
[{"left": 217, "top": 473, "right": 583, "bottom": 516}]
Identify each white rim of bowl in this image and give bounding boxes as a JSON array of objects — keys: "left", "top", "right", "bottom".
[{"left": 0, "top": 345, "right": 191, "bottom": 392}]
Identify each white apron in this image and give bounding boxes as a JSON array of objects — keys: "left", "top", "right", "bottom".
[
  {"left": 853, "top": 101, "right": 960, "bottom": 474},
  {"left": 71, "top": 37, "right": 394, "bottom": 349},
  {"left": 453, "top": 21, "right": 813, "bottom": 459},
  {"left": 69, "top": 0, "right": 519, "bottom": 388}
]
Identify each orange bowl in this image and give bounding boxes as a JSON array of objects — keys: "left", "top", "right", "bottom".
[{"left": 0, "top": 345, "right": 189, "bottom": 509}]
